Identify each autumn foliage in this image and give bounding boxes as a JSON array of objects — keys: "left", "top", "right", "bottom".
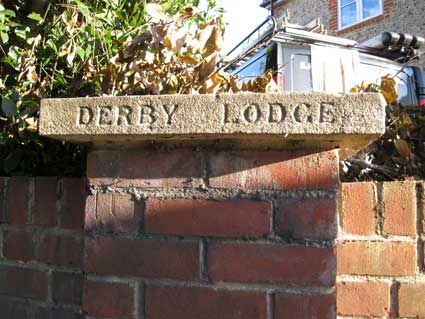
[
  {"left": 343, "top": 76, "right": 425, "bottom": 181},
  {"left": 0, "top": 1, "right": 273, "bottom": 175}
]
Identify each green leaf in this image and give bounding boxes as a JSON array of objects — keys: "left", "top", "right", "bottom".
[
  {"left": 0, "top": 31, "right": 8, "bottom": 43},
  {"left": 0, "top": 9, "right": 16, "bottom": 17},
  {"left": 76, "top": 1, "right": 91, "bottom": 19},
  {"left": 28, "top": 12, "right": 43, "bottom": 22},
  {"left": 15, "top": 27, "right": 30, "bottom": 40},
  {"left": 1, "top": 98, "right": 18, "bottom": 117},
  {"left": 77, "top": 46, "right": 86, "bottom": 60}
]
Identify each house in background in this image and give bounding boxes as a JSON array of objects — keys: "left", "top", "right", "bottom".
[{"left": 260, "top": 0, "right": 425, "bottom": 67}]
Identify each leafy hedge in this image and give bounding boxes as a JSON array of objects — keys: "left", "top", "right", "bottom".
[
  {"left": 0, "top": 0, "right": 232, "bottom": 175},
  {"left": 342, "top": 77, "right": 425, "bottom": 181}
]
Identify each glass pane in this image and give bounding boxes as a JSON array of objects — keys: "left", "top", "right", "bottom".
[
  {"left": 341, "top": 0, "right": 355, "bottom": 6},
  {"left": 362, "top": 0, "right": 381, "bottom": 19},
  {"left": 341, "top": 3, "right": 357, "bottom": 28},
  {"left": 290, "top": 54, "right": 312, "bottom": 92}
]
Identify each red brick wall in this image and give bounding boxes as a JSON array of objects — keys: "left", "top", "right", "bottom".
[
  {"left": 1, "top": 150, "right": 423, "bottom": 319},
  {"left": 0, "top": 177, "right": 85, "bottom": 319},
  {"left": 338, "top": 181, "right": 425, "bottom": 318},
  {"left": 83, "top": 148, "right": 339, "bottom": 319}
]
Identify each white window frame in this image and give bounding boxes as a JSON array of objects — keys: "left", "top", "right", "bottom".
[{"left": 337, "top": 0, "right": 383, "bottom": 30}]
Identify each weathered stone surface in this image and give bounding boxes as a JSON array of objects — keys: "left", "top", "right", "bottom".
[{"left": 39, "top": 93, "right": 385, "bottom": 151}]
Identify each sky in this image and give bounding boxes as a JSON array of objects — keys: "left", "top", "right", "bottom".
[{"left": 216, "top": 0, "right": 269, "bottom": 53}]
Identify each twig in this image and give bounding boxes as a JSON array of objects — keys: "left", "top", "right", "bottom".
[{"left": 346, "top": 158, "right": 397, "bottom": 180}]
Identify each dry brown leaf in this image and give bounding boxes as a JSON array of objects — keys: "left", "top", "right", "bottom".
[
  {"left": 165, "top": 28, "right": 187, "bottom": 54},
  {"left": 180, "top": 54, "right": 199, "bottom": 65},
  {"left": 150, "top": 25, "right": 168, "bottom": 46},
  {"left": 202, "top": 26, "right": 223, "bottom": 58},
  {"left": 196, "top": 52, "right": 218, "bottom": 82},
  {"left": 26, "top": 65, "right": 38, "bottom": 83},
  {"left": 398, "top": 112, "right": 414, "bottom": 127},
  {"left": 190, "top": 23, "right": 215, "bottom": 54},
  {"left": 394, "top": 139, "right": 412, "bottom": 158},
  {"left": 380, "top": 75, "right": 398, "bottom": 105},
  {"left": 230, "top": 76, "right": 240, "bottom": 93}
]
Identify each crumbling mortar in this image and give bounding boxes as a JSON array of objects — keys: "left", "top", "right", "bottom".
[
  {"left": 86, "top": 274, "right": 335, "bottom": 295},
  {"left": 375, "top": 182, "right": 384, "bottom": 236},
  {"left": 201, "top": 150, "right": 210, "bottom": 189},
  {"left": 0, "top": 258, "right": 84, "bottom": 273},
  {"left": 0, "top": 295, "right": 83, "bottom": 314},
  {"left": 88, "top": 185, "right": 338, "bottom": 202},
  {"left": 416, "top": 182, "right": 424, "bottom": 273},
  {"left": 389, "top": 279, "right": 400, "bottom": 318},
  {"left": 337, "top": 234, "right": 417, "bottom": 243},
  {"left": 266, "top": 292, "right": 275, "bottom": 319},
  {"left": 83, "top": 230, "right": 335, "bottom": 248},
  {"left": 337, "top": 274, "right": 425, "bottom": 283},
  {"left": 199, "top": 239, "right": 209, "bottom": 282},
  {"left": 0, "top": 224, "right": 84, "bottom": 237},
  {"left": 47, "top": 268, "right": 53, "bottom": 304},
  {"left": 136, "top": 280, "right": 145, "bottom": 319},
  {"left": 269, "top": 199, "right": 278, "bottom": 238}
]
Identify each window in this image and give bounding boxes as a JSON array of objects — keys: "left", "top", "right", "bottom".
[{"left": 338, "top": 0, "right": 383, "bottom": 29}]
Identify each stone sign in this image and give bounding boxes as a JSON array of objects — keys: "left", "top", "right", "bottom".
[{"left": 39, "top": 93, "right": 385, "bottom": 150}]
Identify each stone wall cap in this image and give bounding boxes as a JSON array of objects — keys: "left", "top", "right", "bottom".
[{"left": 39, "top": 92, "right": 385, "bottom": 152}]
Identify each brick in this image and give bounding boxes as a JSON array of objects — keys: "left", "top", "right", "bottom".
[
  {"left": 337, "top": 281, "right": 390, "bottom": 317},
  {"left": 208, "top": 243, "right": 335, "bottom": 286},
  {"left": 60, "top": 178, "right": 85, "bottom": 229},
  {"left": 83, "top": 280, "right": 134, "bottom": 318},
  {"left": 3, "top": 230, "right": 35, "bottom": 262},
  {"left": 0, "top": 177, "right": 7, "bottom": 222},
  {"left": 7, "top": 177, "right": 30, "bottom": 224},
  {"left": 382, "top": 182, "right": 416, "bottom": 236},
  {"left": 276, "top": 198, "right": 337, "bottom": 240},
  {"left": 337, "top": 241, "right": 416, "bottom": 276},
  {"left": 0, "top": 266, "right": 48, "bottom": 300},
  {"left": 208, "top": 150, "right": 339, "bottom": 190},
  {"left": 84, "top": 237, "right": 199, "bottom": 280},
  {"left": 85, "top": 193, "right": 143, "bottom": 234},
  {"left": 87, "top": 150, "right": 203, "bottom": 188},
  {"left": 340, "top": 182, "right": 376, "bottom": 235},
  {"left": 398, "top": 283, "right": 425, "bottom": 317},
  {"left": 32, "top": 177, "right": 58, "bottom": 226},
  {"left": 39, "top": 235, "right": 83, "bottom": 268},
  {"left": 145, "top": 198, "right": 271, "bottom": 237},
  {"left": 52, "top": 271, "right": 83, "bottom": 305},
  {"left": 0, "top": 296, "right": 32, "bottom": 319},
  {"left": 146, "top": 286, "right": 267, "bottom": 319},
  {"left": 275, "top": 292, "right": 335, "bottom": 319},
  {"left": 35, "top": 307, "right": 83, "bottom": 319}
]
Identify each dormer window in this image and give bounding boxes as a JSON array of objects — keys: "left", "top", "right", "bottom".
[{"left": 338, "top": 0, "right": 383, "bottom": 29}]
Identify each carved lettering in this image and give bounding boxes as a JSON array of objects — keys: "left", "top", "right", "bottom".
[
  {"left": 268, "top": 103, "right": 286, "bottom": 123},
  {"left": 117, "top": 106, "right": 132, "bottom": 126},
  {"left": 99, "top": 106, "right": 113, "bottom": 125},
  {"left": 78, "top": 106, "right": 94, "bottom": 125},
  {"left": 74, "top": 101, "right": 336, "bottom": 129},
  {"left": 243, "top": 104, "right": 261, "bottom": 123},
  {"left": 139, "top": 105, "right": 156, "bottom": 124},
  {"left": 293, "top": 103, "right": 313, "bottom": 123},
  {"left": 222, "top": 104, "right": 239, "bottom": 124},
  {"left": 320, "top": 103, "right": 335, "bottom": 123},
  {"left": 162, "top": 104, "right": 178, "bottom": 125}
]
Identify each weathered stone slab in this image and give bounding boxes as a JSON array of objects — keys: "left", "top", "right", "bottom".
[{"left": 39, "top": 93, "right": 385, "bottom": 151}]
